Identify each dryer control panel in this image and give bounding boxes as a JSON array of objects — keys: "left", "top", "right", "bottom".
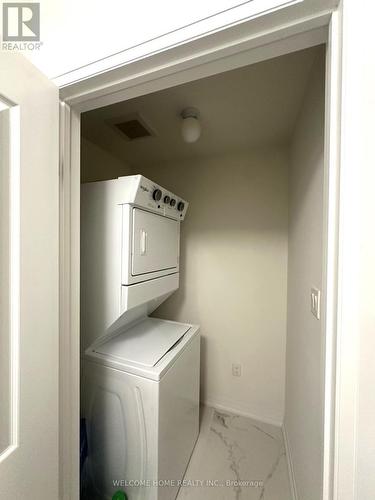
[{"left": 117, "top": 175, "right": 188, "bottom": 221}]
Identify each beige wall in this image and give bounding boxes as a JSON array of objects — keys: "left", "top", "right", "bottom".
[
  {"left": 341, "top": 3, "right": 375, "bottom": 498},
  {"left": 80, "top": 53, "right": 325, "bottom": 437},
  {"left": 136, "top": 148, "right": 288, "bottom": 425},
  {"left": 81, "top": 137, "right": 131, "bottom": 182},
  {"left": 284, "top": 54, "right": 325, "bottom": 499},
  {"left": 81, "top": 137, "right": 288, "bottom": 424}
]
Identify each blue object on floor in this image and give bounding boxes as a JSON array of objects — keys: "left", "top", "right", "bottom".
[
  {"left": 80, "top": 418, "right": 89, "bottom": 496},
  {"left": 80, "top": 418, "right": 88, "bottom": 473}
]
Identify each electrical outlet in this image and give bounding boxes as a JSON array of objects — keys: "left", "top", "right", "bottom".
[
  {"left": 311, "top": 288, "right": 321, "bottom": 320},
  {"left": 232, "top": 363, "right": 242, "bottom": 377}
]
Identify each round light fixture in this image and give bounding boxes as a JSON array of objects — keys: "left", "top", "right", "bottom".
[{"left": 181, "top": 107, "right": 201, "bottom": 143}]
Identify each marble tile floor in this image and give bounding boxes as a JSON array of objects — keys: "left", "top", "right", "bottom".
[{"left": 176, "top": 405, "right": 292, "bottom": 500}]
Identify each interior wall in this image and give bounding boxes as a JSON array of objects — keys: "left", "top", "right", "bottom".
[
  {"left": 25, "top": 0, "right": 315, "bottom": 80},
  {"left": 79, "top": 48, "right": 326, "bottom": 433},
  {"left": 135, "top": 148, "right": 288, "bottom": 425},
  {"left": 284, "top": 53, "right": 325, "bottom": 499},
  {"left": 81, "top": 137, "right": 131, "bottom": 182}
]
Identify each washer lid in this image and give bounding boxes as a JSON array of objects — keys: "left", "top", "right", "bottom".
[{"left": 93, "top": 317, "right": 190, "bottom": 368}]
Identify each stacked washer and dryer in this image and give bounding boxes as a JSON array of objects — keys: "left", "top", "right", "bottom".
[{"left": 81, "top": 175, "right": 200, "bottom": 500}]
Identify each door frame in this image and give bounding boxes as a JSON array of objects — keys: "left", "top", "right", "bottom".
[{"left": 58, "top": 5, "right": 346, "bottom": 500}]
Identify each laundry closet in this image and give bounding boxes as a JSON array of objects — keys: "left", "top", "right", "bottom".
[{"left": 80, "top": 44, "right": 327, "bottom": 500}]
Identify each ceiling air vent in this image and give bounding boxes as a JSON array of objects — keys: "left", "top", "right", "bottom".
[{"left": 108, "top": 114, "right": 155, "bottom": 141}]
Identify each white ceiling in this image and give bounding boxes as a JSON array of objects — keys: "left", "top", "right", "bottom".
[{"left": 82, "top": 46, "right": 323, "bottom": 168}]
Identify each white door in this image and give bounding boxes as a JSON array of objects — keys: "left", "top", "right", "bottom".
[
  {"left": 0, "top": 53, "right": 59, "bottom": 498},
  {"left": 131, "top": 208, "right": 179, "bottom": 276}
]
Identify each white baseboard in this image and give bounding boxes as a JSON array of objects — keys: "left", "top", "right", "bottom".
[
  {"left": 202, "top": 398, "right": 282, "bottom": 427},
  {"left": 282, "top": 423, "right": 298, "bottom": 500}
]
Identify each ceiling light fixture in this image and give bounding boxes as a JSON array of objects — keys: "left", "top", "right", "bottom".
[{"left": 181, "top": 107, "right": 201, "bottom": 143}]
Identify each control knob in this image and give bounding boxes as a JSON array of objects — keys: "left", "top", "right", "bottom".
[
  {"left": 152, "top": 189, "right": 162, "bottom": 201},
  {"left": 177, "top": 201, "right": 185, "bottom": 212},
  {"left": 170, "top": 199, "right": 176, "bottom": 207},
  {"left": 164, "top": 195, "right": 171, "bottom": 204}
]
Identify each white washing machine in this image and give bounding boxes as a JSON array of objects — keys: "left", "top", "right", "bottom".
[
  {"left": 81, "top": 175, "right": 199, "bottom": 500},
  {"left": 82, "top": 318, "right": 200, "bottom": 500}
]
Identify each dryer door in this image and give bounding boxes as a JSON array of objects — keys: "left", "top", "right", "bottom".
[{"left": 132, "top": 208, "right": 179, "bottom": 276}]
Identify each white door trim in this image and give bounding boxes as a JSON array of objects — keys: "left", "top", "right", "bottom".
[
  {"left": 53, "top": 0, "right": 334, "bottom": 88},
  {"left": 60, "top": 11, "right": 329, "bottom": 110},
  {"left": 58, "top": 7, "right": 343, "bottom": 500},
  {"left": 59, "top": 102, "right": 81, "bottom": 500},
  {"left": 322, "top": 7, "right": 342, "bottom": 500}
]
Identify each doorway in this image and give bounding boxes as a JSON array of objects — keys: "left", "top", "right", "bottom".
[
  {"left": 79, "top": 44, "right": 327, "bottom": 500},
  {"left": 59, "top": 12, "right": 344, "bottom": 500}
]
